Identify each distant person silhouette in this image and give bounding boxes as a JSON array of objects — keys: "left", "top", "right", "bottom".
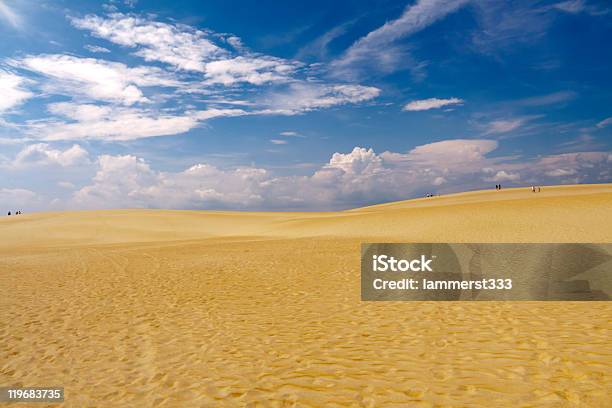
[{"left": 7, "top": 211, "right": 11, "bottom": 216}]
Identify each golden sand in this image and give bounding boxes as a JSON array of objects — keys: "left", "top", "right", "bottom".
[{"left": 1, "top": 184, "right": 611, "bottom": 407}]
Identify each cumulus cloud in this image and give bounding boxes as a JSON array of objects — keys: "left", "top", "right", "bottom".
[
  {"left": 61, "top": 139, "right": 611, "bottom": 211},
  {"left": 12, "top": 143, "right": 89, "bottom": 168},
  {"left": 14, "top": 54, "right": 180, "bottom": 106},
  {"left": 0, "top": 188, "right": 38, "bottom": 209},
  {"left": 536, "top": 152, "right": 610, "bottom": 181},
  {"left": 403, "top": 97, "right": 463, "bottom": 111},
  {"left": 484, "top": 170, "right": 520, "bottom": 182},
  {"left": 383, "top": 139, "right": 498, "bottom": 170},
  {"left": 72, "top": 154, "right": 269, "bottom": 209},
  {"left": 0, "top": 70, "right": 32, "bottom": 113}
]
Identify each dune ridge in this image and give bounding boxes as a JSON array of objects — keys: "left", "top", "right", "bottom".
[{"left": 1, "top": 184, "right": 611, "bottom": 406}]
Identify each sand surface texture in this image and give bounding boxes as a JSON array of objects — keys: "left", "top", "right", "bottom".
[{"left": 1, "top": 184, "right": 611, "bottom": 407}]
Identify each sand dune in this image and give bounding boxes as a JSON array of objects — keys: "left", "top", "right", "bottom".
[{"left": 1, "top": 184, "right": 611, "bottom": 406}]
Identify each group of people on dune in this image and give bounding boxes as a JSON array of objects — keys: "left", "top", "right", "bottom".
[
  {"left": 7, "top": 210, "right": 23, "bottom": 216},
  {"left": 495, "top": 184, "right": 543, "bottom": 193}
]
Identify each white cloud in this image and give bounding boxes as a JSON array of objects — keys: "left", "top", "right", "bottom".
[
  {"left": 23, "top": 102, "right": 251, "bottom": 142},
  {"left": 403, "top": 97, "right": 463, "bottom": 111},
  {"left": 0, "top": 1, "right": 22, "bottom": 29},
  {"left": 69, "top": 13, "right": 307, "bottom": 88},
  {"left": 332, "top": 0, "right": 468, "bottom": 76},
  {"left": 84, "top": 45, "right": 111, "bottom": 53},
  {"left": 297, "top": 21, "right": 353, "bottom": 60},
  {"left": 515, "top": 90, "right": 576, "bottom": 107},
  {"left": 72, "top": 154, "right": 269, "bottom": 209},
  {"left": 270, "top": 139, "right": 288, "bottom": 145},
  {"left": 55, "top": 139, "right": 611, "bottom": 210},
  {"left": 2, "top": 13, "right": 382, "bottom": 144},
  {"left": 22, "top": 92, "right": 378, "bottom": 141},
  {"left": 552, "top": 0, "right": 607, "bottom": 15},
  {"left": 545, "top": 168, "right": 576, "bottom": 177},
  {"left": 14, "top": 54, "right": 180, "bottom": 105},
  {"left": 596, "top": 117, "right": 612, "bottom": 128},
  {"left": 554, "top": 0, "right": 586, "bottom": 13},
  {"left": 263, "top": 82, "right": 380, "bottom": 114},
  {"left": 279, "top": 131, "right": 304, "bottom": 137},
  {"left": 0, "top": 188, "right": 37, "bottom": 209},
  {"left": 58, "top": 181, "right": 76, "bottom": 189},
  {"left": 485, "top": 170, "right": 520, "bottom": 182},
  {"left": 70, "top": 13, "right": 225, "bottom": 72},
  {"left": 29, "top": 103, "right": 200, "bottom": 141},
  {"left": 203, "top": 56, "right": 300, "bottom": 86},
  {"left": 194, "top": 108, "right": 249, "bottom": 121},
  {"left": 484, "top": 118, "right": 528, "bottom": 134},
  {"left": 0, "top": 70, "right": 32, "bottom": 113},
  {"left": 13, "top": 143, "right": 89, "bottom": 168},
  {"left": 433, "top": 176, "right": 447, "bottom": 185},
  {"left": 536, "top": 152, "right": 610, "bottom": 181},
  {"left": 471, "top": 2, "right": 553, "bottom": 54},
  {"left": 383, "top": 139, "right": 499, "bottom": 170}
]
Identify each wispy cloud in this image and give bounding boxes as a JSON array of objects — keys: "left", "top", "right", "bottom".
[
  {"left": 296, "top": 20, "right": 355, "bottom": 61},
  {"left": 403, "top": 97, "right": 463, "bottom": 111},
  {"left": 12, "top": 54, "right": 180, "bottom": 105},
  {"left": 70, "top": 13, "right": 225, "bottom": 72},
  {"left": 483, "top": 117, "right": 531, "bottom": 134},
  {"left": 471, "top": 1, "right": 552, "bottom": 54},
  {"left": 514, "top": 90, "right": 576, "bottom": 107},
  {"left": 261, "top": 83, "right": 380, "bottom": 115},
  {"left": 0, "top": 70, "right": 32, "bottom": 113},
  {"left": 279, "top": 131, "right": 302, "bottom": 137},
  {"left": 553, "top": 0, "right": 609, "bottom": 15},
  {"left": 71, "top": 13, "right": 302, "bottom": 86},
  {"left": 84, "top": 45, "right": 111, "bottom": 53},
  {"left": 331, "top": 0, "right": 469, "bottom": 78},
  {"left": 596, "top": 117, "right": 612, "bottom": 128},
  {"left": 0, "top": 0, "right": 23, "bottom": 29}
]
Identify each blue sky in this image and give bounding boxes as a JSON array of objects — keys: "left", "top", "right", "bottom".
[{"left": 0, "top": 0, "right": 611, "bottom": 211}]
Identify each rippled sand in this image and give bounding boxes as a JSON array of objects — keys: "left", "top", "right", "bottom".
[{"left": 1, "top": 185, "right": 611, "bottom": 407}]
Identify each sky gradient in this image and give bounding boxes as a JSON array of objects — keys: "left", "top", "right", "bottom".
[{"left": 1, "top": 0, "right": 611, "bottom": 211}]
